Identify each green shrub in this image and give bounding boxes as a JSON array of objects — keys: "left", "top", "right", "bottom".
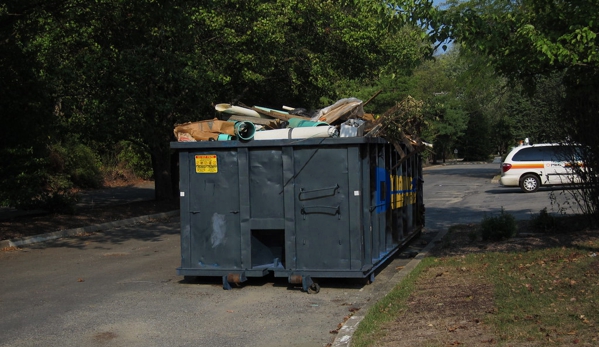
[
  {"left": 30, "top": 175, "right": 78, "bottom": 214},
  {"left": 10, "top": 172, "right": 78, "bottom": 214},
  {"left": 480, "top": 207, "right": 517, "bottom": 241},
  {"left": 0, "top": 147, "right": 49, "bottom": 208},
  {"left": 1, "top": 143, "right": 85, "bottom": 213},
  {"left": 530, "top": 207, "right": 557, "bottom": 233},
  {"left": 101, "top": 141, "right": 153, "bottom": 182},
  {"left": 49, "top": 141, "right": 102, "bottom": 188},
  {"left": 116, "top": 141, "right": 153, "bottom": 180}
]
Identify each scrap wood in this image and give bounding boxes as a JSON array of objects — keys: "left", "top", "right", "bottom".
[
  {"left": 364, "top": 123, "right": 383, "bottom": 137},
  {"left": 399, "top": 131, "right": 415, "bottom": 152},
  {"left": 173, "top": 119, "right": 235, "bottom": 142},
  {"left": 362, "top": 90, "right": 382, "bottom": 108},
  {"left": 364, "top": 96, "right": 423, "bottom": 137},
  {"left": 391, "top": 147, "right": 418, "bottom": 170},
  {"left": 364, "top": 96, "right": 429, "bottom": 160},
  {"left": 360, "top": 113, "right": 377, "bottom": 132},
  {"left": 262, "top": 119, "right": 288, "bottom": 130},
  {"left": 312, "top": 98, "right": 364, "bottom": 124},
  {"left": 391, "top": 140, "right": 407, "bottom": 158}
]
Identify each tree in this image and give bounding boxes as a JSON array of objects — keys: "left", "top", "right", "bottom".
[
  {"left": 3, "top": 0, "right": 435, "bottom": 203},
  {"left": 433, "top": 0, "right": 599, "bottom": 218},
  {"left": 0, "top": 1, "right": 65, "bottom": 209}
]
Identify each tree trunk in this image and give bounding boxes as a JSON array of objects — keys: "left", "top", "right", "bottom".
[{"left": 150, "top": 144, "right": 174, "bottom": 201}]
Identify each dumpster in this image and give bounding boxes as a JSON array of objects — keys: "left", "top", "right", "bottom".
[{"left": 171, "top": 136, "right": 424, "bottom": 292}]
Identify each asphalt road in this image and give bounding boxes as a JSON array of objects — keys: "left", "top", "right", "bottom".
[
  {"left": 424, "top": 162, "right": 579, "bottom": 230},
  {"left": 0, "top": 162, "right": 575, "bottom": 347}
]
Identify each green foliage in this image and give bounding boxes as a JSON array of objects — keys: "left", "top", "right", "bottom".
[
  {"left": 530, "top": 208, "right": 557, "bottom": 233},
  {"left": 26, "top": 174, "right": 78, "bottom": 215},
  {"left": 460, "top": 111, "right": 492, "bottom": 161},
  {"left": 0, "top": 147, "right": 78, "bottom": 213},
  {"left": 436, "top": 0, "right": 599, "bottom": 84},
  {"left": 422, "top": 94, "right": 468, "bottom": 162},
  {"left": 410, "top": 48, "right": 508, "bottom": 162},
  {"left": 1, "top": 0, "right": 438, "bottom": 202},
  {"left": 49, "top": 141, "right": 103, "bottom": 189},
  {"left": 0, "top": 148, "right": 49, "bottom": 209},
  {"left": 116, "top": 141, "right": 153, "bottom": 180},
  {"left": 429, "top": 0, "right": 599, "bottom": 222},
  {"left": 480, "top": 208, "right": 517, "bottom": 241},
  {"left": 503, "top": 73, "right": 570, "bottom": 145}
]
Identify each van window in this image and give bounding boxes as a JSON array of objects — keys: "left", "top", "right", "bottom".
[
  {"left": 512, "top": 147, "right": 547, "bottom": 161},
  {"left": 550, "top": 146, "right": 582, "bottom": 162},
  {"left": 513, "top": 145, "right": 583, "bottom": 162}
]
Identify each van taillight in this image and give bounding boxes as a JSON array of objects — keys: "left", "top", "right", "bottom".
[{"left": 502, "top": 163, "right": 512, "bottom": 172}]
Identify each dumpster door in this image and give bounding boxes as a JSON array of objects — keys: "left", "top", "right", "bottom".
[
  {"left": 293, "top": 146, "right": 350, "bottom": 270},
  {"left": 187, "top": 151, "right": 242, "bottom": 270}
]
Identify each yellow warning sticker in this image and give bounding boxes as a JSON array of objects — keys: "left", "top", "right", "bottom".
[{"left": 195, "top": 155, "right": 218, "bottom": 173}]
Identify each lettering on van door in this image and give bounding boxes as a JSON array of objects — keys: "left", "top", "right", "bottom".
[{"left": 546, "top": 160, "right": 566, "bottom": 184}]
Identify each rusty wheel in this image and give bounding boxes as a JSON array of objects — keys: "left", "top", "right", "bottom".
[{"left": 307, "top": 282, "right": 320, "bottom": 294}]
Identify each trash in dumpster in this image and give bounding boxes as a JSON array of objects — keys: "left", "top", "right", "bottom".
[
  {"left": 287, "top": 118, "right": 328, "bottom": 128},
  {"left": 310, "top": 97, "right": 364, "bottom": 124},
  {"left": 175, "top": 96, "right": 432, "bottom": 158},
  {"left": 339, "top": 119, "right": 366, "bottom": 138},
  {"left": 174, "top": 118, "right": 256, "bottom": 142},
  {"left": 253, "top": 125, "right": 339, "bottom": 140},
  {"left": 214, "top": 103, "right": 266, "bottom": 119}
]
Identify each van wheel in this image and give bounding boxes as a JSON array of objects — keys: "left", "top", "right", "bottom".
[{"left": 520, "top": 174, "right": 540, "bottom": 193}]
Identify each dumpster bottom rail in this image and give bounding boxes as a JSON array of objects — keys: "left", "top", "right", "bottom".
[{"left": 177, "top": 226, "right": 422, "bottom": 293}]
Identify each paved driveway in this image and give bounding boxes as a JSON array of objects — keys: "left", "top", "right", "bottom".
[
  {"left": 424, "top": 162, "right": 579, "bottom": 230},
  {"left": 0, "top": 162, "right": 576, "bottom": 347}
]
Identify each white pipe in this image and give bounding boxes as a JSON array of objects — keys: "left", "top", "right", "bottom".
[
  {"left": 253, "top": 126, "right": 339, "bottom": 140},
  {"left": 215, "top": 103, "right": 264, "bottom": 118},
  {"left": 253, "top": 106, "right": 289, "bottom": 114}
]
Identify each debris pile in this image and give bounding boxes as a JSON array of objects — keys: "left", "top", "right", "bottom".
[
  {"left": 173, "top": 94, "right": 432, "bottom": 160},
  {"left": 365, "top": 96, "right": 432, "bottom": 166}
]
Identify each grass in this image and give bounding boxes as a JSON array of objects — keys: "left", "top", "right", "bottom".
[
  {"left": 351, "top": 223, "right": 599, "bottom": 347},
  {"left": 350, "top": 257, "right": 432, "bottom": 345},
  {"left": 487, "top": 247, "right": 598, "bottom": 344}
]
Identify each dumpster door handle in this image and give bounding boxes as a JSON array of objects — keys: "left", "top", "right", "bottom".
[
  {"left": 299, "top": 184, "right": 339, "bottom": 200},
  {"left": 300, "top": 205, "right": 340, "bottom": 219}
]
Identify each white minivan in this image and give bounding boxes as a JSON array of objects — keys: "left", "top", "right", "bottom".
[{"left": 500, "top": 143, "right": 584, "bottom": 192}]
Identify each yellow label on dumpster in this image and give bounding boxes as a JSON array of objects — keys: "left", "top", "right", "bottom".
[{"left": 195, "top": 155, "right": 217, "bottom": 173}]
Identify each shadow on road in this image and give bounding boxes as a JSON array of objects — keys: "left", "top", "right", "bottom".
[{"left": 22, "top": 218, "right": 180, "bottom": 250}]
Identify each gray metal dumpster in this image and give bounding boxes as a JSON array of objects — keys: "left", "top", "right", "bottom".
[{"left": 171, "top": 137, "right": 424, "bottom": 292}]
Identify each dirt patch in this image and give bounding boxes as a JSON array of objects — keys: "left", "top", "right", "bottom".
[{"left": 376, "top": 262, "right": 497, "bottom": 347}]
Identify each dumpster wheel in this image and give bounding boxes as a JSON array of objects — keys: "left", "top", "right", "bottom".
[{"left": 307, "top": 282, "right": 320, "bottom": 294}]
